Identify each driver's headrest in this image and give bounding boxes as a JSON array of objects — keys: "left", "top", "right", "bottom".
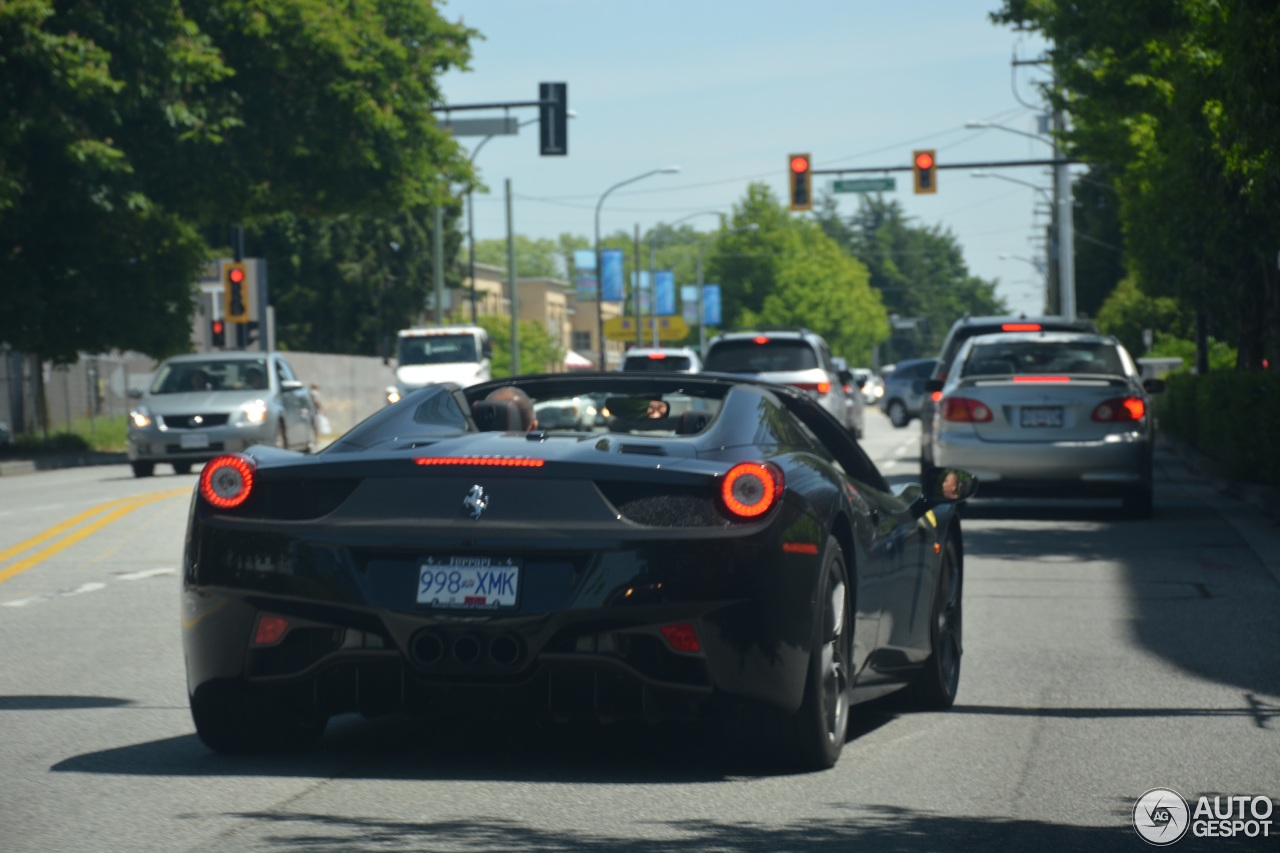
[{"left": 472, "top": 399, "right": 525, "bottom": 431}]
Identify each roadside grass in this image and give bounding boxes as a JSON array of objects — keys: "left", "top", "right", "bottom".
[{"left": 1, "top": 415, "right": 128, "bottom": 456}]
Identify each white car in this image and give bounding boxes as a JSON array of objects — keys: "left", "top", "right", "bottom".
[{"left": 620, "top": 347, "right": 702, "bottom": 373}]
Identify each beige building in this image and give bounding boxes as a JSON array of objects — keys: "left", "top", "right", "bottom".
[{"left": 457, "top": 263, "right": 626, "bottom": 371}]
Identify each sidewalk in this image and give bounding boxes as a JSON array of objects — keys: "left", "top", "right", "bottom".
[{"left": 1157, "top": 437, "right": 1280, "bottom": 588}]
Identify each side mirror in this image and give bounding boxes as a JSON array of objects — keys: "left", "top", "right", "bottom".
[
  {"left": 924, "top": 378, "right": 945, "bottom": 393},
  {"left": 280, "top": 379, "right": 304, "bottom": 392},
  {"left": 837, "top": 368, "right": 854, "bottom": 385},
  {"left": 1143, "top": 378, "right": 1166, "bottom": 394},
  {"left": 482, "top": 339, "right": 494, "bottom": 360},
  {"left": 924, "top": 467, "right": 979, "bottom": 502},
  {"left": 127, "top": 387, "right": 143, "bottom": 400}
]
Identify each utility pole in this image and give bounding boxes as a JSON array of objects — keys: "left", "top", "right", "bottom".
[{"left": 506, "top": 178, "right": 519, "bottom": 375}]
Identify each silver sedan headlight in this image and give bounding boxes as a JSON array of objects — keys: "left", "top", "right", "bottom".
[
  {"left": 129, "top": 407, "right": 153, "bottom": 429},
  {"left": 232, "top": 399, "right": 270, "bottom": 426}
]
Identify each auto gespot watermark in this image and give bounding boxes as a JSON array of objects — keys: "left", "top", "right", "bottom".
[{"left": 1133, "top": 788, "right": 1274, "bottom": 845}]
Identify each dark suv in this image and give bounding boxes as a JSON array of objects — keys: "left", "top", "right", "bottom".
[
  {"left": 703, "top": 328, "right": 865, "bottom": 437},
  {"left": 920, "top": 315, "right": 1101, "bottom": 473}
]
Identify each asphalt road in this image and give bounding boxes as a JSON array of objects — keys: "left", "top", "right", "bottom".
[{"left": 0, "top": 413, "right": 1276, "bottom": 852}]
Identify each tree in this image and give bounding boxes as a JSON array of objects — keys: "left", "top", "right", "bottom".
[
  {"left": 819, "top": 194, "right": 1006, "bottom": 361},
  {"left": 707, "top": 184, "right": 889, "bottom": 363},
  {"left": 475, "top": 315, "right": 563, "bottom": 378},
  {"left": 475, "top": 235, "right": 566, "bottom": 279},
  {"left": 0, "top": 1, "right": 475, "bottom": 365}
]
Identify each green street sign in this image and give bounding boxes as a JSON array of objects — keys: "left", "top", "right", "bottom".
[{"left": 833, "top": 177, "right": 896, "bottom": 193}]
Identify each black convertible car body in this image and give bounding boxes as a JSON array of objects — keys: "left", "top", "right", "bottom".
[{"left": 183, "top": 372, "right": 975, "bottom": 770}]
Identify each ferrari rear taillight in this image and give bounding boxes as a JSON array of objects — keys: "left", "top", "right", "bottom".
[
  {"left": 1093, "top": 396, "right": 1145, "bottom": 422},
  {"left": 199, "top": 454, "right": 255, "bottom": 508},
  {"left": 660, "top": 622, "right": 701, "bottom": 654},
  {"left": 941, "top": 397, "right": 994, "bottom": 423},
  {"left": 720, "top": 461, "right": 784, "bottom": 520}
]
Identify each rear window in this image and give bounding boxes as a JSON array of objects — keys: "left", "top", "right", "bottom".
[
  {"left": 939, "top": 319, "right": 1099, "bottom": 375},
  {"left": 963, "top": 341, "right": 1125, "bottom": 377},
  {"left": 623, "top": 355, "right": 694, "bottom": 372},
  {"left": 704, "top": 339, "right": 818, "bottom": 373}
]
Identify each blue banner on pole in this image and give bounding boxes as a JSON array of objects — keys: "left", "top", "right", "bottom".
[
  {"left": 654, "top": 270, "right": 675, "bottom": 316},
  {"left": 680, "top": 285, "right": 699, "bottom": 324},
  {"left": 702, "top": 284, "right": 721, "bottom": 326},
  {"left": 632, "top": 271, "right": 651, "bottom": 314},
  {"left": 601, "top": 249, "right": 624, "bottom": 302},
  {"left": 574, "top": 250, "right": 597, "bottom": 302}
]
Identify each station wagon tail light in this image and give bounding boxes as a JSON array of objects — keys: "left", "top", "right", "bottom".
[
  {"left": 791, "top": 381, "right": 831, "bottom": 395},
  {"left": 941, "top": 397, "right": 993, "bottom": 422},
  {"left": 648, "top": 353, "right": 667, "bottom": 359},
  {"left": 1002, "top": 323, "right": 1042, "bottom": 332},
  {"left": 753, "top": 336, "right": 770, "bottom": 344},
  {"left": 1093, "top": 396, "right": 1145, "bottom": 422},
  {"left": 720, "top": 461, "right": 784, "bottom": 520},
  {"left": 199, "top": 454, "right": 256, "bottom": 508}
]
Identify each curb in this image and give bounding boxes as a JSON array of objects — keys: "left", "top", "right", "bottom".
[{"left": 0, "top": 451, "right": 128, "bottom": 477}]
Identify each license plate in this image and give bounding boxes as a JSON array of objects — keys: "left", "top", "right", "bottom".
[
  {"left": 179, "top": 432, "right": 210, "bottom": 449},
  {"left": 417, "top": 556, "right": 520, "bottom": 609},
  {"left": 1020, "top": 406, "right": 1063, "bottom": 427}
]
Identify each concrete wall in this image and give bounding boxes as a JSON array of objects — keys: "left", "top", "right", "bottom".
[{"left": 1, "top": 350, "right": 394, "bottom": 439}]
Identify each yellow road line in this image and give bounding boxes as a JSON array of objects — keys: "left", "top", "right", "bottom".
[{"left": 0, "top": 487, "right": 190, "bottom": 585}]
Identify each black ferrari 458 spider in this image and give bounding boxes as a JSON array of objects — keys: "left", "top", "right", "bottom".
[{"left": 183, "top": 372, "right": 976, "bottom": 770}]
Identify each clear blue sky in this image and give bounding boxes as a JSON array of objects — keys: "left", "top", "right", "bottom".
[{"left": 439, "top": 0, "right": 1058, "bottom": 316}]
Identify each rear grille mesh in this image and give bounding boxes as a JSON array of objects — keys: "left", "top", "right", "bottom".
[{"left": 597, "top": 482, "right": 729, "bottom": 528}]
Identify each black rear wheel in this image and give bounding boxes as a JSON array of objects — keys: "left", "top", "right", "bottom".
[
  {"left": 887, "top": 400, "right": 909, "bottom": 428},
  {"left": 900, "top": 540, "right": 962, "bottom": 710},
  {"left": 190, "top": 680, "right": 327, "bottom": 754},
  {"left": 783, "top": 536, "right": 852, "bottom": 770},
  {"left": 172, "top": 462, "right": 192, "bottom": 475},
  {"left": 130, "top": 461, "right": 154, "bottom": 478}
]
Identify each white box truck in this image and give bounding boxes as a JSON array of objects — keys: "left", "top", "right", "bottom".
[{"left": 385, "top": 325, "right": 492, "bottom": 404}]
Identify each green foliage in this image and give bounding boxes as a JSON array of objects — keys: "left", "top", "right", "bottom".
[
  {"left": 474, "top": 315, "right": 564, "bottom": 378},
  {"left": 0, "top": 1, "right": 475, "bottom": 363},
  {"left": 1095, "top": 275, "right": 1191, "bottom": 356},
  {"left": 704, "top": 184, "right": 888, "bottom": 364},
  {"left": 818, "top": 194, "right": 1006, "bottom": 362},
  {"left": 992, "top": 0, "right": 1280, "bottom": 370},
  {"left": 475, "top": 235, "right": 567, "bottom": 279},
  {"left": 2, "top": 415, "right": 127, "bottom": 455},
  {"left": 1148, "top": 334, "right": 1237, "bottom": 373},
  {"left": 1157, "top": 371, "right": 1280, "bottom": 485}
]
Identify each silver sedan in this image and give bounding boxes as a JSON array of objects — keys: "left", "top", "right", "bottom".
[
  {"left": 925, "top": 331, "right": 1164, "bottom": 517},
  {"left": 127, "top": 352, "right": 315, "bottom": 477}
]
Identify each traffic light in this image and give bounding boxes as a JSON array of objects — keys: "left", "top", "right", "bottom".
[
  {"left": 539, "top": 82, "right": 568, "bottom": 156},
  {"left": 789, "top": 153, "right": 813, "bottom": 211},
  {"left": 210, "top": 319, "right": 226, "bottom": 348},
  {"left": 223, "top": 262, "right": 250, "bottom": 322},
  {"left": 913, "top": 149, "right": 937, "bottom": 194}
]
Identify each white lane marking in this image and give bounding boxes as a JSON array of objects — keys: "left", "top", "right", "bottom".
[
  {"left": 117, "top": 568, "right": 177, "bottom": 581},
  {"left": 2, "top": 570, "right": 175, "bottom": 609}
]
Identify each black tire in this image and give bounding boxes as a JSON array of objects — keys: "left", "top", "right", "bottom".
[
  {"left": 190, "top": 680, "right": 327, "bottom": 754},
  {"left": 887, "top": 400, "right": 909, "bottom": 428},
  {"left": 172, "top": 462, "right": 193, "bottom": 475},
  {"left": 783, "top": 536, "right": 853, "bottom": 770},
  {"left": 1123, "top": 485, "right": 1153, "bottom": 519},
  {"left": 131, "top": 461, "right": 154, "bottom": 478},
  {"left": 900, "top": 540, "right": 962, "bottom": 711}
]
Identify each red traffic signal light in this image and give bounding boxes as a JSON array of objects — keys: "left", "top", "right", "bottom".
[
  {"left": 913, "top": 149, "right": 937, "bottom": 194},
  {"left": 210, "top": 319, "right": 226, "bottom": 348},
  {"left": 223, "top": 261, "right": 250, "bottom": 322},
  {"left": 789, "top": 153, "right": 812, "bottom": 211}
]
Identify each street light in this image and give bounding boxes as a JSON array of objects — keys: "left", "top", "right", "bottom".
[
  {"left": 966, "top": 119, "right": 1075, "bottom": 319},
  {"left": 595, "top": 166, "right": 681, "bottom": 369}
]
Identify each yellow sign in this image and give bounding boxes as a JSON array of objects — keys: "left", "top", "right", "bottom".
[{"left": 603, "top": 316, "right": 690, "bottom": 342}]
